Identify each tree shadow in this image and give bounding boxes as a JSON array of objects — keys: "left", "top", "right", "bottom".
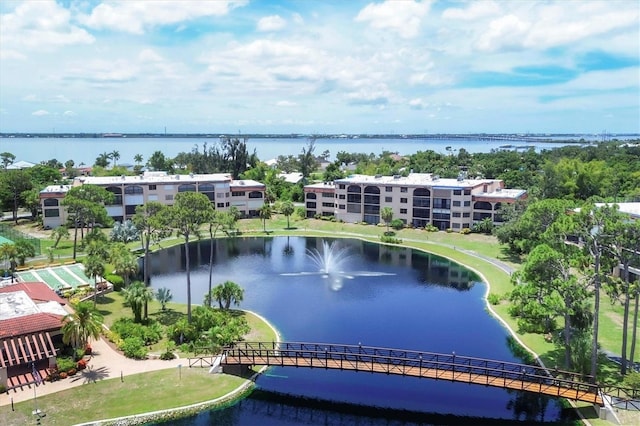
[
  {"left": 96, "top": 295, "right": 117, "bottom": 316},
  {"left": 149, "top": 308, "right": 184, "bottom": 326},
  {"left": 498, "top": 246, "right": 522, "bottom": 264},
  {"left": 285, "top": 226, "right": 298, "bottom": 230},
  {"left": 72, "top": 365, "right": 111, "bottom": 384}
]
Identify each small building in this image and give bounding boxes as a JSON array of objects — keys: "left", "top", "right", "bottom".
[{"left": 0, "top": 282, "right": 67, "bottom": 391}]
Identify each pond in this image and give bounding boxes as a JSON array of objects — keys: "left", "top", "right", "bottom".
[{"left": 149, "top": 236, "right": 574, "bottom": 425}]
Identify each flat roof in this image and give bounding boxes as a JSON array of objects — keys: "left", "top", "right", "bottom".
[
  {"left": 335, "top": 173, "right": 495, "bottom": 188},
  {"left": 0, "top": 290, "right": 39, "bottom": 320},
  {"left": 77, "top": 171, "right": 232, "bottom": 186}
]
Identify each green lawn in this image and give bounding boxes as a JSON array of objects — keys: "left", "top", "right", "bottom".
[{"left": 8, "top": 215, "right": 640, "bottom": 424}]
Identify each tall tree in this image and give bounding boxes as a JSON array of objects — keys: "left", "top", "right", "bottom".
[
  {"left": 259, "top": 203, "right": 272, "bottom": 233},
  {"left": 281, "top": 200, "right": 294, "bottom": 229},
  {"left": 62, "top": 185, "right": 114, "bottom": 259},
  {"left": 381, "top": 207, "right": 393, "bottom": 233},
  {"left": 51, "top": 225, "right": 70, "bottom": 249},
  {"left": 1, "top": 152, "right": 15, "bottom": 169},
  {"left": 168, "top": 192, "right": 213, "bottom": 322},
  {"left": 109, "top": 242, "right": 138, "bottom": 287},
  {"left": 133, "top": 202, "right": 170, "bottom": 285},
  {"left": 110, "top": 150, "right": 120, "bottom": 167},
  {"left": 298, "top": 138, "right": 318, "bottom": 178},
  {"left": 0, "top": 170, "right": 32, "bottom": 224}
]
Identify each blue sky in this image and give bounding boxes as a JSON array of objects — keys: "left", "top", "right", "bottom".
[{"left": 0, "top": 0, "right": 638, "bottom": 134}]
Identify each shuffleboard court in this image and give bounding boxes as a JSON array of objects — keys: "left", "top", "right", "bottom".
[{"left": 16, "top": 263, "right": 98, "bottom": 291}]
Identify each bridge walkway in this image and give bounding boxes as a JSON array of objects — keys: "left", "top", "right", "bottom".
[{"left": 222, "top": 341, "right": 603, "bottom": 406}]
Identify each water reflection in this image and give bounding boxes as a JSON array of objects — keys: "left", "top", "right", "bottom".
[{"left": 148, "top": 237, "right": 568, "bottom": 424}]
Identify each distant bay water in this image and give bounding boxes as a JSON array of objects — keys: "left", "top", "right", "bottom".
[{"left": 0, "top": 135, "right": 631, "bottom": 167}]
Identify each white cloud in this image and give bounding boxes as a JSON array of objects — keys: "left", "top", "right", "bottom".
[
  {"left": 63, "top": 110, "right": 77, "bottom": 117},
  {"left": 79, "top": 0, "right": 249, "bottom": 34},
  {"left": 355, "top": 0, "right": 432, "bottom": 39},
  {"left": 442, "top": 1, "right": 501, "bottom": 21},
  {"left": 409, "top": 98, "right": 427, "bottom": 109},
  {"left": 275, "top": 100, "right": 297, "bottom": 107},
  {"left": 32, "top": 110, "right": 50, "bottom": 116},
  {"left": 0, "top": 0, "right": 94, "bottom": 50},
  {"left": 257, "top": 15, "right": 286, "bottom": 32}
]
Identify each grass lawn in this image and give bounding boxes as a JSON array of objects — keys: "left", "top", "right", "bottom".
[
  {"left": 9, "top": 214, "right": 640, "bottom": 424},
  {"left": 3, "top": 368, "right": 248, "bottom": 426}
]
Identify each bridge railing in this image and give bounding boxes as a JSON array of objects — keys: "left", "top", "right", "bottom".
[{"left": 223, "top": 341, "right": 600, "bottom": 398}]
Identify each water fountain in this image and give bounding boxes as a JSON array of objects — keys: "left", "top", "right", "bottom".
[{"left": 282, "top": 240, "right": 393, "bottom": 291}]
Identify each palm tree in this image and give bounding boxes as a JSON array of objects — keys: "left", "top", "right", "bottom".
[
  {"left": 110, "top": 243, "right": 138, "bottom": 287},
  {"left": 212, "top": 281, "right": 244, "bottom": 310},
  {"left": 381, "top": 207, "right": 393, "bottom": 233},
  {"left": 122, "top": 281, "right": 146, "bottom": 323},
  {"left": 61, "top": 301, "right": 103, "bottom": 354},
  {"left": 111, "top": 150, "right": 120, "bottom": 167},
  {"left": 156, "top": 287, "right": 173, "bottom": 311},
  {"left": 259, "top": 203, "right": 272, "bottom": 233},
  {"left": 281, "top": 201, "right": 294, "bottom": 229},
  {"left": 83, "top": 255, "right": 105, "bottom": 308}
]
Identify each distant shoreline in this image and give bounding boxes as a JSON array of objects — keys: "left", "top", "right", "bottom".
[{"left": 1, "top": 132, "right": 638, "bottom": 141}]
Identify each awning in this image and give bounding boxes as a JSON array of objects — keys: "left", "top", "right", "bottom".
[{"left": 0, "top": 332, "right": 57, "bottom": 368}]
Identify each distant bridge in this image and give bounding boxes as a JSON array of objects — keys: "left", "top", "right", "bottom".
[{"left": 221, "top": 341, "right": 603, "bottom": 406}]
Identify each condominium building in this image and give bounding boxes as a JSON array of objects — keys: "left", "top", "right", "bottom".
[
  {"left": 304, "top": 173, "right": 527, "bottom": 230},
  {"left": 39, "top": 171, "right": 265, "bottom": 229}
]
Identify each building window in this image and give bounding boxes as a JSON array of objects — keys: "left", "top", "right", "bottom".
[
  {"left": 125, "top": 185, "right": 144, "bottom": 194},
  {"left": 307, "top": 202, "right": 317, "bottom": 208},
  {"left": 347, "top": 204, "right": 361, "bottom": 213},
  {"left": 464, "top": 189, "right": 471, "bottom": 195},
  {"left": 217, "top": 192, "right": 225, "bottom": 198},
  {"left": 385, "top": 186, "right": 392, "bottom": 192},
  {"left": 463, "top": 201, "right": 471, "bottom": 207},
  {"left": 43, "top": 198, "right": 59, "bottom": 207},
  {"left": 165, "top": 195, "right": 173, "bottom": 201},
  {"left": 322, "top": 202, "right": 334, "bottom": 208},
  {"left": 178, "top": 184, "right": 196, "bottom": 192},
  {"left": 452, "top": 223, "right": 460, "bottom": 229},
  {"left": 217, "top": 203, "right": 225, "bottom": 208},
  {"left": 339, "top": 205, "right": 345, "bottom": 210},
  {"left": 322, "top": 192, "right": 334, "bottom": 198},
  {"left": 452, "top": 212, "right": 461, "bottom": 217},
  {"left": 463, "top": 212, "right": 470, "bottom": 218},
  {"left": 338, "top": 184, "right": 345, "bottom": 189},
  {"left": 44, "top": 209, "right": 60, "bottom": 217},
  {"left": 453, "top": 190, "right": 462, "bottom": 195},
  {"left": 385, "top": 197, "right": 392, "bottom": 202},
  {"left": 400, "top": 208, "right": 407, "bottom": 214},
  {"left": 338, "top": 194, "right": 345, "bottom": 200},
  {"left": 232, "top": 191, "right": 245, "bottom": 197},
  {"left": 452, "top": 200, "right": 461, "bottom": 207},
  {"left": 400, "top": 198, "right": 407, "bottom": 203},
  {"left": 149, "top": 184, "right": 157, "bottom": 191},
  {"left": 400, "top": 187, "right": 408, "bottom": 193},
  {"left": 248, "top": 191, "right": 262, "bottom": 199}
]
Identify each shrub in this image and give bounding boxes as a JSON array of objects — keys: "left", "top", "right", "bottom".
[
  {"left": 76, "top": 359, "right": 87, "bottom": 370},
  {"left": 459, "top": 228, "right": 472, "bottom": 235},
  {"left": 487, "top": 293, "right": 502, "bottom": 305},
  {"left": 67, "top": 368, "right": 77, "bottom": 376},
  {"left": 105, "top": 273, "right": 124, "bottom": 291},
  {"left": 424, "top": 225, "right": 438, "bottom": 232},
  {"left": 0, "top": 384, "right": 6, "bottom": 393},
  {"left": 112, "top": 317, "right": 162, "bottom": 345},
  {"left": 380, "top": 235, "right": 402, "bottom": 244},
  {"left": 623, "top": 371, "right": 640, "bottom": 390},
  {"left": 59, "top": 372, "right": 68, "bottom": 379},
  {"left": 160, "top": 351, "right": 176, "bottom": 360},
  {"left": 390, "top": 219, "right": 404, "bottom": 230},
  {"left": 445, "top": 228, "right": 453, "bottom": 233},
  {"left": 57, "top": 356, "right": 76, "bottom": 372},
  {"left": 120, "top": 337, "right": 147, "bottom": 359}
]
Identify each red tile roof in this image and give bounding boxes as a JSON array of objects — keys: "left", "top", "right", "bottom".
[
  {"left": 0, "top": 282, "right": 66, "bottom": 305},
  {"left": 0, "top": 312, "right": 63, "bottom": 338}
]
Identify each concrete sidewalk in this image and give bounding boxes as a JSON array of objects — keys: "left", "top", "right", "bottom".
[{"left": 0, "top": 336, "right": 183, "bottom": 406}]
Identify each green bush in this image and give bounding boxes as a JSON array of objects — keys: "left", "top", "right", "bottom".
[
  {"left": 57, "top": 356, "right": 76, "bottom": 372},
  {"left": 380, "top": 235, "right": 402, "bottom": 244},
  {"left": 487, "top": 293, "right": 502, "bottom": 305},
  {"left": 120, "top": 337, "right": 147, "bottom": 359},
  {"left": 424, "top": 225, "right": 438, "bottom": 232},
  {"left": 112, "top": 317, "right": 162, "bottom": 345},
  {"left": 459, "top": 228, "right": 472, "bottom": 235},
  {"left": 622, "top": 371, "right": 640, "bottom": 390},
  {"left": 105, "top": 273, "right": 124, "bottom": 291},
  {"left": 390, "top": 219, "right": 404, "bottom": 230}
]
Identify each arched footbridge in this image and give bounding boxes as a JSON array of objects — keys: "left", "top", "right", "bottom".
[{"left": 221, "top": 341, "right": 603, "bottom": 406}]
